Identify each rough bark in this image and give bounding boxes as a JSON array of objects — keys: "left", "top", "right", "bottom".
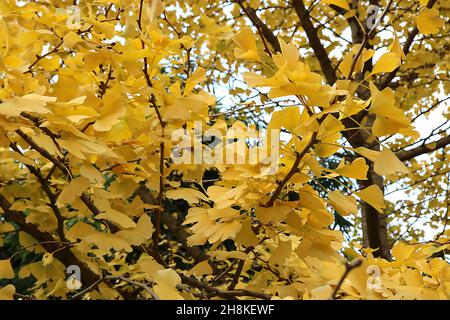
[{"left": 359, "top": 163, "right": 391, "bottom": 259}]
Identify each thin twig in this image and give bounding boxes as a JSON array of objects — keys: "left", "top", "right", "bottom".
[
  {"left": 330, "top": 259, "right": 363, "bottom": 299},
  {"left": 347, "top": 0, "right": 395, "bottom": 79},
  {"left": 70, "top": 277, "right": 106, "bottom": 299},
  {"left": 265, "top": 131, "right": 318, "bottom": 207},
  {"left": 228, "top": 259, "right": 245, "bottom": 290},
  {"left": 115, "top": 276, "right": 160, "bottom": 300},
  {"left": 24, "top": 40, "right": 64, "bottom": 74}
]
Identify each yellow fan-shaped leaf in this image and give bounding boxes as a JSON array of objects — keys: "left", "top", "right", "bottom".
[
  {"left": 374, "top": 148, "right": 409, "bottom": 176},
  {"left": 371, "top": 52, "right": 401, "bottom": 75},
  {"left": 96, "top": 209, "right": 136, "bottom": 229},
  {"left": 3, "top": 55, "right": 25, "bottom": 68},
  {"left": 185, "top": 67, "right": 206, "bottom": 93},
  {"left": 0, "top": 284, "right": 15, "bottom": 300},
  {"left": 116, "top": 214, "right": 153, "bottom": 246},
  {"left": 84, "top": 232, "right": 132, "bottom": 252},
  {"left": 235, "top": 219, "right": 258, "bottom": 247},
  {"left": 269, "top": 239, "right": 292, "bottom": 266},
  {"left": 166, "top": 188, "right": 208, "bottom": 204},
  {"left": 335, "top": 158, "right": 368, "bottom": 180},
  {"left": 93, "top": 91, "right": 126, "bottom": 132},
  {"left": 56, "top": 177, "right": 90, "bottom": 204},
  {"left": 388, "top": 31, "right": 406, "bottom": 60},
  {"left": 353, "top": 147, "right": 380, "bottom": 162},
  {"left": 154, "top": 268, "right": 181, "bottom": 287},
  {"left": 80, "top": 163, "right": 104, "bottom": 183},
  {"left": 0, "top": 259, "right": 14, "bottom": 279},
  {"left": 268, "top": 106, "right": 301, "bottom": 132},
  {"left": 355, "top": 185, "right": 386, "bottom": 213},
  {"left": 416, "top": 8, "right": 444, "bottom": 35},
  {"left": 63, "top": 31, "right": 82, "bottom": 48},
  {"left": 328, "top": 190, "right": 358, "bottom": 216},
  {"left": 188, "top": 260, "right": 213, "bottom": 276},
  {"left": 0, "top": 94, "right": 55, "bottom": 117},
  {"left": 232, "top": 28, "right": 260, "bottom": 61},
  {"left": 255, "top": 206, "right": 291, "bottom": 224}
]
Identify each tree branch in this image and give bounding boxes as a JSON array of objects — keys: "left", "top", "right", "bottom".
[
  {"left": 0, "top": 192, "right": 102, "bottom": 287},
  {"left": 8, "top": 142, "right": 67, "bottom": 243},
  {"left": 114, "top": 275, "right": 160, "bottom": 300},
  {"left": 378, "top": 0, "right": 439, "bottom": 90},
  {"left": 330, "top": 258, "right": 362, "bottom": 299},
  {"left": 234, "top": 0, "right": 281, "bottom": 53},
  {"left": 134, "top": 185, "right": 212, "bottom": 266},
  {"left": 14, "top": 129, "right": 111, "bottom": 230},
  {"left": 265, "top": 132, "right": 317, "bottom": 207},
  {"left": 346, "top": 0, "right": 394, "bottom": 80},
  {"left": 396, "top": 134, "right": 450, "bottom": 162},
  {"left": 292, "top": 0, "right": 337, "bottom": 84},
  {"left": 329, "top": 4, "right": 364, "bottom": 44},
  {"left": 228, "top": 259, "right": 245, "bottom": 291},
  {"left": 179, "top": 274, "right": 270, "bottom": 300}
]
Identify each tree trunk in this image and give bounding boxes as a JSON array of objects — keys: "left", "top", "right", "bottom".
[
  {"left": 359, "top": 163, "right": 392, "bottom": 260},
  {"left": 345, "top": 113, "right": 391, "bottom": 260}
]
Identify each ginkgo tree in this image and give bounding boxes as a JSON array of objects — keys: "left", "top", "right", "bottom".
[{"left": 0, "top": 0, "right": 449, "bottom": 300}]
